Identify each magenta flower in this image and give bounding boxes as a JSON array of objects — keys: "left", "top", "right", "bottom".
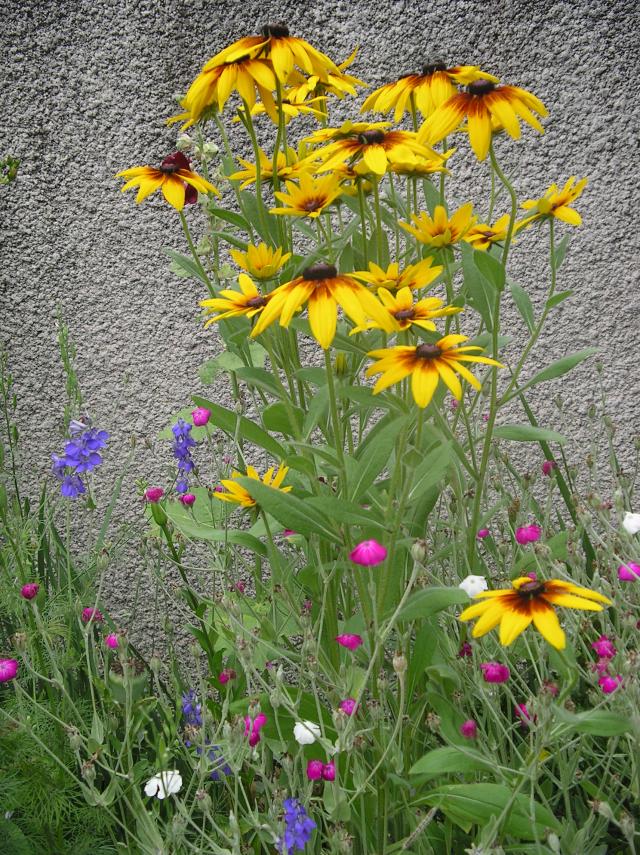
[
  {"left": 542, "top": 460, "right": 557, "bottom": 476},
  {"left": 476, "top": 528, "right": 490, "bottom": 539},
  {"left": 245, "top": 711, "right": 267, "bottom": 747},
  {"left": 335, "top": 634, "right": 363, "bottom": 651},
  {"left": 599, "top": 674, "right": 623, "bottom": 694},
  {"left": 144, "top": 486, "right": 165, "bottom": 503},
  {"left": 82, "top": 607, "right": 104, "bottom": 624},
  {"left": 178, "top": 493, "right": 196, "bottom": 507},
  {"left": 0, "top": 659, "right": 18, "bottom": 683},
  {"left": 349, "top": 539, "right": 387, "bottom": 567},
  {"left": 458, "top": 641, "right": 473, "bottom": 658},
  {"left": 339, "top": 698, "right": 358, "bottom": 716},
  {"left": 322, "top": 760, "right": 336, "bottom": 781},
  {"left": 617, "top": 562, "right": 640, "bottom": 581},
  {"left": 515, "top": 524, "right": 542, "bottom": 545},
  {"left": 460, "top": 719, "right": 477, "bottom": 739},
  {"left": 218, "top": 668, "right": 236, "bottom": 685},
  {"left": 283, "top": 529, "right": 296, "bottom": 537},
  {"left": 105, "top": 633, "right": 119, "bottom": 649},
  {"left": 191, "top": 407, "right": 211, "bottom": 427},
  {"left": 480, "top": 661, "right": 510, "bottom": 683},
  {"left": 20, "top": 583, "right": 40, "bottom": 600},
  {"left": 234, "top": 581, "right": 246, "bottom": 594},
  {"left": 515, "top": 703, "right": 535, "bottom": 726},
  {"left": 591, "top": 635, "right": 616, "bottom": 658},
  {"left": 306, "top": 760, "right": 324, "bottom": 781}
]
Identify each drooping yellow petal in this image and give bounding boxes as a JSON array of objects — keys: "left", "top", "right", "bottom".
[
  {"left": 499, "top": 609, "right": 533, "bottom": 645},
  {"left": 161, "top": 177, "right": 186, "bottom": 210},
  {"left": 531, "top": 605, "right": 566, "bottom": 650}
]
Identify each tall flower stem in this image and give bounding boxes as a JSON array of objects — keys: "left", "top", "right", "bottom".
[
  {"left": 372, "top": 176, "right": 385, "bottom": 266},
  {"left": 324, "top": 348, "right": 347, "bottom": 486},
  {"left": 179, "top": 213, "right": 215, "bottom": 297},
  {"left": 356, "top": 179, "right": 369, "bottom": 267},
  {"left": 239, "top": 102, "right": 272, "bottom": 241}
]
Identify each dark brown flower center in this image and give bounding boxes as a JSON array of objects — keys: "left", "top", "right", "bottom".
[
  {"left": 303, "top": 262, "right": 337, "bottom": 280},
  {"left": 394, "top": 308, "right": 416, "bottom": 321},
  {"left": 415, "top": 343, "right": 442, "bottom": 359},
  {"left": 159, "top": 163, "right": 181, "bottom": 174},
  {"left": 518, "top": 581, "right": 546, "bottom": 597},
  {"left": 262, "top": 23, "right": 290, "bottom": 37},
  {"left": 422, "top": 61, "right": 447, "bottom": 76},
  {"left": 246, "top": 295, "right": 268, "bottom": 308},
  {"left": 358, "top": 129, "right": 386, "bottom": 145},
  {"left": 302, "top": 197, "right": 324, "bottom": 212},
  {"left": 467, "top": 80, "right": 496, "bottom": 97}
]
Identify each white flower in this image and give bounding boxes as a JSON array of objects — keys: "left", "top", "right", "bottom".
[
  {"left": 144, "top": 770, "right": 183, "bottom": 799},
  {"left": 622, "top": 512, "right": 640, "bottom": 535},
  {"left": 293, "top": 720, "right": 321, "bottom": 745},
  {"left": 458, "top": 575, "right": 488, "bottom": 597}
]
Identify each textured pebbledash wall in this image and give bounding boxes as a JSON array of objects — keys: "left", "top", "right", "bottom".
[{"left": 1, "top": 0, "right": 639, "bottom": 630}]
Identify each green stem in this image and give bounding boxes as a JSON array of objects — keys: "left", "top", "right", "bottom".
[
  {"left": 179, "top": 212, "right": 215, "bottom": 297},
  {"left": 324, "top": 349, "right": 346, "bottom": 486},
  {"left": 357, "top": 179, "right": 369, "bottom": 268}
]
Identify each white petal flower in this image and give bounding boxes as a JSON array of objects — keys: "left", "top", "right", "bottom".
[
  {"left": 144, "top": 770, "right": 183, "bottom": 799},
  {"left": 293, "top": 720, "right": 321, "bottom": 745},
  {"left": 458, "top": 575, "right": 488, "bottom": 597},
  {"left": 622, "top": 512, "right": 640, "bottom": 535}
]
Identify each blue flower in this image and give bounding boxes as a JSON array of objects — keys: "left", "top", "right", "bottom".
[
  {"left": 171, "top": 419, "right": 196, "bottom": 494},
  {"left": 278, "top": 798, "right": 316, "bottom": 854},
  {"left": 51, "top": 421, "right": 108, "bottom": 499},
  {"left": 181, "top": 689, "right": 203, "bottom": 727}
]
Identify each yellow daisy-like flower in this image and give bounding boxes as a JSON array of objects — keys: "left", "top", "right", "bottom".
[
  {"left": 352, "top": 259, "right": 443, "bottom": 292},
  {"left": 305, "top": 121, "right": 442, "bottom": 176},
  {"left": 463, "top": 213, "right": 530, "bottom": 251},
  {"left": 285, "top": 47, "right": 367, "bottom": 115},
  {"left": 362, "top": 62, "right": 498, "bottom": 122},
  {"left": 243, "top": 94, "right": 326, "bottom": 124},
  {"left": 200, "top": 274, "right": 270, "bottom": 327},
  {"left": 116, "top": 152, "right": 219, "bottom": 211},
  {"left": 251, "top": 261, "right": 393, "bottom": 350},
  {"left": 215, "top": 464, "right": 292, "bottom": 508},
  {"left": 400, "top": 203, "right": 476, "bottom": 249},
  {"left": 459, "top": 577, "right": 611, "bottom": 650},
  {"left": 229, "top": 243, "right": 292, "bottom": 280},
  {"left": 270, "top": 173, "right": 344, "bottom": 219},
  {"left": 229, "top": 146, "right": 312, "bottom": 189},
  {"left": 366, "top": 334, "right": 503, "bottom": 408},
  {"left": 389, "top": 149, "right": 453, "bottom": 178},
  {"left": 351, "top": 287, "right": 461, "bottom": 334},
  {"left": 520, "top": 177, "right": 588, "bottom": 227},
  {"left": 420, "top": 78, "right": 547, "bottom": 161}
]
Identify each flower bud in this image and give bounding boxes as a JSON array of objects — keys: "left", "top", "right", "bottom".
[
  {"left": 410, "top": 539, "right": 427, "bottom": 562},
  {"left": 20, "top": 582, "right": 40, "bottom": 600},
  {"left": 176, "top": 133, "right": 193, "bottom": 152},
  {"left": 144, "top": 486, "right": 164, "bottom": 503},
  {"left": 392, "top": 653, "right": 407, "bottom": 675}
]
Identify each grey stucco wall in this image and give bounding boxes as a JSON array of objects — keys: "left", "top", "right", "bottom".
[{"left": 1, "top": 0, "right": 639, "bottom": 631}]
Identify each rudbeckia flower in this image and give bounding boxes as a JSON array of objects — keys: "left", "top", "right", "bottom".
[
  {"left": 116, "top": 152, "right": 219, "bottom": 211},
  {"left": 305, "top": 121, "right": 442, "bottom": 176},
  {"left": 459, "top": 577, "right": 612, "bottom": 650},
  {"left": 269, "top": 173, "right": 344, "bottom": 219},
  {"left": 400, "top": 203, "right": 476, "bottom": 248},
  {"left": 464, "top": 213, "right": 528, "bottom": 251},
  {"left": 250, "top": 261, "right": 392, "bottom": 349},
  {"left": 420, "top": 78, "right": 547, "bottom": 161},
  {"left": 366, "top": 334, "right": 503, "bottom": 408},
  {"left": 353, "top": 258, "right": 443, "bottom": 292},
  {"left": 215, "top": 465, "right": 292, "bottom": 508},
  {"left": 350, "top": 287, "right": 461, "bottom": 334},
  {"left": 520, "top": 177, "right": 587, "bottom": 226},
  {"left": 389, "top": 151, "right": 453, "bottom": 178},
  {"left": 362, "top": 62, "right": 498, "bottom": 122},
  {"left": 230, "top": 243, "right": 292, "bottom": 279},
  {"left": 229, "top": 145, "right": 312, "bottom": 189},
  {"left": 285, "top": 47, "right": 367, "bottom": 115},
  {"left": 200, "top": 274, "right": 270, "bottom": 327}
]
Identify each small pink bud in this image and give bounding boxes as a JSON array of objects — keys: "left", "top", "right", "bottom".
[
  {"left": 476, "top": 528, "right": 490, "bottom": 539},
  {"left": 306, "top": 759, "right": 324, "bottom": 781},
  {"left": 450, "top": 399, "right": 459, "bottom": 410},
  {"left": 526, "top": 571, "right": 538, "bottom": 581},
  {"left": 515, "top": 524, "right": 542, "bottom": 545},
  {"left": 599, "top": 674, "right": 623, "bottom": 694},
  {"left": 302, "top": 599, "right": 312, "bottom": 614},
  {"left": 0, "top": 658, "right": 18, "bottom": 683},
  {"left": 591, "top": 635, "right": 616, "bottom": 658},
  {"left": 480, "top": 661, "right": 510, "bottom": 683},
  {"left": 218, "top": 668, "right": 236, "bottom": 685},
  {"left": 322, "top": 760, "right": 336, "bottom": 781},
  {"left": 335, "top": 634, "right": 363, "bottom": 651},
  {"left": 179, "top": 493, "right": 196, "bottom": 507},
  {"left": 105, "top": 633, "right": 119, "bottom": 649},
  {"left": 144, "top": 486, "right": 164, "bottom": 503},
  {"left": 458, "top": 641, "right": 473, "bottom": 658},
  {"left": 234, "top": 581, "right": 246, "bottom": 594},
  {"left": 515, "top": 703, "right": 535, "bottom": 726},
  {"left": 191, "top": 407, "right": 211, "bottom": 427},
  {"left": 460, "top": 719, "right": 477, "bottom": 739},
  {"left": 283, "top": 529, "right": 296, "bottom": 537},
  {"left": 349, "top": 539, "right": 387, "bottom": 567},
  {"left": 214, "top": 485, "right": 224, "bottom": 493},
  {"left": 482, "top": 413, "right": 489, "bottom": 422},
  {"left": 245, "top": 712, "right": 267, "bottom": 746},
  {"left": 542, "top": 460, "right": 557, "bottom": 476},
  {"left": 20, "top": 583, "right": 40, "bottom": 600},
  {"left": 339, "top": 698, "right": 358, "bottom": 716},
  {"left": 82, "top": 607, "right": 104, "bottom": 624},
  {"left": 618, "top": 562, "right": 640, "bottom": 581}
]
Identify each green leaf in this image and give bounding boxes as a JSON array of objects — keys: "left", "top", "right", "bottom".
[
  {"left": 512, "top": 531, "right": 568, "bottom": 575},
  {"left": 408, "top": 443, "right": 452, "bottom": 502},
  {"left": 305, "top": 495, "right": 385, "bottom": 530},
  {"left": 553, "top": 233, "right": 571, "bottom": 268},
  {"left": 509, "top": 280, "right": 535, "bottom": 333},
  {"left": 395, "top": 587, "right": 469, "bottom": 622},
  {"left": 461, "top": 243, "right": 493, "bottom": 330},
  {"left": 474, "top": 249, "right": 505, "bottom": 291},
  {"left": 164, "top": 248, "right": 208, "bottom": 284},
  {"left": 208, "top": 206, "right": 250, "bottom": 232},
  {"left": 494, "top": 424, "right": 567, "bottom": 444},
  {"left": 199, "top": 351, "right": 245, "bottom": 384},
  {"left": 506, "top": 348, "right": 599, "bottom": 401},
  {"left": 237, "top": 478, "right": 341, "bottom": 544},
  {"left": 192, "top": 396, "right": 287, "bottom": 459},
  {"left": 410, "top": 746, "right": 493, "bottom": 778},
  {"left": 235, "top": 366, "right": 283, "bottom": 397},
  {"left": 546, "top": 289, "right": 573, "bottom": 309},
  {"left": 210, "top": 229, "right": 249, "bottom": 250},
  {"left": 350, "top": 419, "right": 402, "bottom": 501},
  {"left": 554, "top": 707, "right": 631, "bottom": 736},
  {"left": 262, "top": 401, "right": 303, "bottom": 437}
]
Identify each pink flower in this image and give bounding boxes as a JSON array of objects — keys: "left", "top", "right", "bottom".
[
  {"left": 144, "top": 486, "right": 164, "bottom": 503},
  {"left": 322, "top": 760, "right": 336, "bottom": 781},
  {"left": 82, "top": 607, "right": 104, "bottom": 624},
  {"left": 339, "top": 698, "right": 358, "bottom": 716},
  {"left": 460, "top": 719, "right": 477, "bottom": 739},
  {"left": 105, "top": 633, "right": 119, "bottom": 649},
  {"left": 179, "top": 493, "right": 196, "bottom": 507},
  {"left": 450, "top": 399, "right": 459, "bottom": 410},
  {"left": 593, "top": 657, "right": 612, "bottom": 676},
  {"left": 335, "top": 634, "right": 363, "bottom": 651},
  {"left": 244, "top": 712, "right": 267, "bottom": 747},
  {"left": 591, "top": 635, "right": 616, "bottom": 658},
  {"left": 306, "top": 759, "right": 324, "bottom": 780},
  {"left": 542, "top": 460, "right": 557, "bottom": 476},
  {"left": 476, "top": 528, "right": 490, "bottom": 539},
  {"left": 617, "top": 562, "right": 640, "bottom": 581},
  {"left": 20, "top": 583, "right": 40, "bottom": 600},
  {"left": 234, "top": 581, "right": 246, "bottom": 594},
  {"left": 458, "top": 641, "right": 473, "bottom": 658},
  {"left": 283, "top": 529, "right": 296, "bottom": 537},
  {"left": 213, "top": 485, "right": 224, "bottom": 493},
  {"left": 480, "top": 661, "right": 510, "bottom": 683},
  {"left": 0, "top": 658, "right": 18, "bottom": 683},
  {"left": 515, "top": 703, "right": 535, "bottom": 726},
  {"left": 191, "top": 407, "right": 211, "bottom": 427},
  {"left": 599, "top": 674, "right": 623, "bottom": 694},
  {"left": 218, "top": 668, "right": 236, "bottom": 685},
  {"left": 515, "top": 524, "right": 542, "bottom": 545},
  {"left": 526, "top": 571, "right": 538, "bottom": 581},
  {"left": 349, "top": 539, "right": 387, "bottom": 567}
]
